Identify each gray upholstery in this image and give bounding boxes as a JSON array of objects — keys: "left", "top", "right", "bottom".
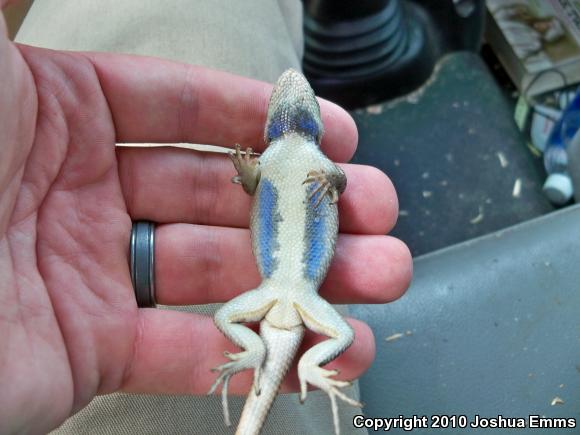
[{"left": 352, "top": 205, "right": 580, "bottom": 433}]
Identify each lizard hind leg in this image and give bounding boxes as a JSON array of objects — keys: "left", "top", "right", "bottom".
[
  {"left": 294, "top": 299, "right": 362, "bottom": 435},
  {"left": 208, "top": 289, "right": 276, "bottom": 426}
]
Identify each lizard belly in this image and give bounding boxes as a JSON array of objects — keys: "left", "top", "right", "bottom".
[{"left": 250, "top": 138, "right": 339, "bottom": 291}]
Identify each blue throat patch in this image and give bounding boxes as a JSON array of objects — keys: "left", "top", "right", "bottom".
[{"left": 267, "top": 107, "right": 320, "bottom": 143}]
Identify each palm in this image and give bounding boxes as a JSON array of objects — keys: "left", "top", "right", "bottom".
[
  {"left": 0, "top": 27, "right": 411, "bottom": 435},
  {"left": 2, "top": 43, "right": 137, "bottom": 432}
]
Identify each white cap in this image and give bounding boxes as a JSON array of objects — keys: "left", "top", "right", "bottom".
[{"left": 543, "top": 173, "right": 573, "bottom": 205}]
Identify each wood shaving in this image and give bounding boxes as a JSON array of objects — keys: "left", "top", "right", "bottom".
[
  {"left": 366, "top": 104, "right": 383, "bottom": 115},
  {"left": 551, "top": 396, "right": 565, "bottom": 406},
  {"left": 496, "top": 152, "right": 509, "bottom": 168},
  {"left": 385, "top": 331, "right": 413, "bottom": 342},
  {"left": 512, "top": 178, "right": 522, "bottom": 198},
  {"left": 470, "top": 206, "right": 484, "bottom": 224}
]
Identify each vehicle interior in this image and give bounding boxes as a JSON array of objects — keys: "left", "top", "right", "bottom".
[{"left": 302, "top": 0, "right": 579, "bottom": 432}]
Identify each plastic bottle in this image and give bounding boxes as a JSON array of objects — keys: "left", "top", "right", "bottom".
[
  {"left": 543, "top": 91, "right": 580, "bottom": 205},
  {"left": 566, "top": 116, "right": 580, "bottom": 203}
]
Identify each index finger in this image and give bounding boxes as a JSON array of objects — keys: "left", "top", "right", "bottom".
[{"left": 85, "top": 52, "right": 358, "bottom": 162}]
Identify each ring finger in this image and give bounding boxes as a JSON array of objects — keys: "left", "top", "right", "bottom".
[{"left": 153, "top": 223, "right": 412, "bottom": 305}]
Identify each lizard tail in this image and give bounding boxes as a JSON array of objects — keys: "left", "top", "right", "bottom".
[{"left": 235, "top": 319, "right": 304, "bottom": 435}]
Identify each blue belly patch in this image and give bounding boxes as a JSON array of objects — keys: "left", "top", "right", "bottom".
[
  {"left": 257, "top": 179, "right": 281, "bottom": 277},
  {"left": 303, "top": 183, "right": 329, "bottom": 281}
]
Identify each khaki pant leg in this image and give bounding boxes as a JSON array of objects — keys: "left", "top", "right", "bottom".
[{"left": 16, "top": 0, "right": 302, "bottom": 82}]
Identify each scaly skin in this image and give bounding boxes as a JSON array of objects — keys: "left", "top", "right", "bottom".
[{"left": 209, "top": 69, "right": 360, "bottom": 435}]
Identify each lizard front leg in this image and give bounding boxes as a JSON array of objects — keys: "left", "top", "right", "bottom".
[
  {"left": 294, "top": 298, "right": 362, "bottom": 435},
  {"left": 303, "top": 164, "right": 347, "bottom": 208},
  {"left": 209, "top": 289, "right": 276, "bottom": 426},
  {"left": 229, "top": 143, "right": 261, "bottom": 195}
]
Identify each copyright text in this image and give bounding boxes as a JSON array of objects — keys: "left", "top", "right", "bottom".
[{"left": 353, "top": 414, "right": 577, "bottom": 431}]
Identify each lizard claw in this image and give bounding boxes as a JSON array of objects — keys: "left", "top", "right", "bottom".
[
  {"left": 208, "top": 367, "right": 234, "bottom": 427},
  {"left": 208, "top": 348, "right": 266, "bottom": 426},
  {"left": 298, "top": 365, "right": 362, "bottom": 435},
  {"left": 209, "top": 359, "right": 254, "bottom": 426},
  {"left": 229, "top": 144, "right": 260, "bottom": 195},
  {"left": 302, "top": 169, "right": 340, "bottom": 208}
]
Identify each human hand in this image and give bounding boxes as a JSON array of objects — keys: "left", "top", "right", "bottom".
[{"left": 0, "top": 13, "right": 411, "bottom": 434}]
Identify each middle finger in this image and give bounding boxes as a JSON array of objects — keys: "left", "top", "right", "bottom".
[
  {"left": 117, "top": 146, "right": 398, "bottom": 235},
  {"left": 154, "top": 223, "right": 412, "bottom": 305}
]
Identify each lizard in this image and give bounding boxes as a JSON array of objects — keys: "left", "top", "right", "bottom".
[{"left": 208, "top": 69, "right": 361, "bottom": 435}]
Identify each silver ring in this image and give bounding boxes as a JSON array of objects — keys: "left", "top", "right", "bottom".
[{"left": 130, "top": 221, "right": 157, "bottom": 307}]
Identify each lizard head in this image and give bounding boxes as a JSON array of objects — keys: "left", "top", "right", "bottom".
[{"left": 264, "top": 69, "right": 324, "bottom": 146}]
